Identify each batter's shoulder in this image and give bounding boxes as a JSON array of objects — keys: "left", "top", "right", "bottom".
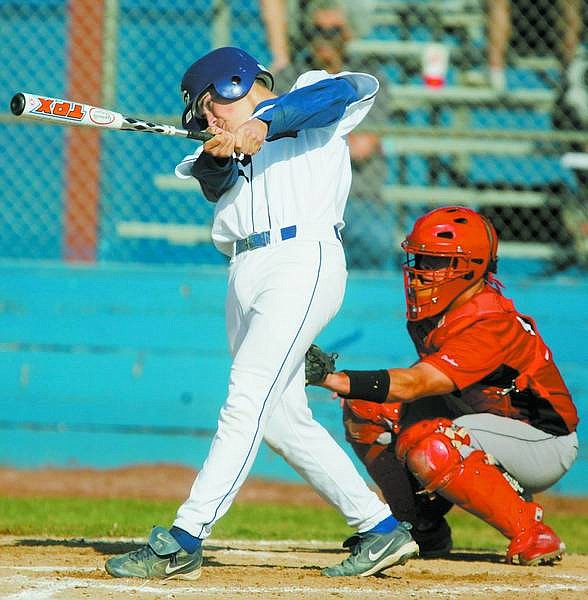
[
  {"left": 291, "top": 70, "right": 379, "bottom": 99},
  {"left": 291, "top": 70, "right": 332, "bottom": 90}
]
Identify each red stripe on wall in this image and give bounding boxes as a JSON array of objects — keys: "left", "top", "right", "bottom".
[{"left": 64, "top": 0, "right": 105, "bottom": 261}]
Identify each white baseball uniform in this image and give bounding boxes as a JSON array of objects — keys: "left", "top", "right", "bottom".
[{"left": 173, "top": 70, "right": 391, "bottom": 539}]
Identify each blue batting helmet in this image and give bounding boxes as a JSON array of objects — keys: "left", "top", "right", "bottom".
[{"left": 181, "top": 46, "right": 274, "bottom": 130}]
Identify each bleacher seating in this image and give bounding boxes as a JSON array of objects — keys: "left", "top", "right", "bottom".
[
  {"left": 343, "top": 0, "right": 586, "bottom": 260},
  {"left": 2, "top": 0, "right": 586, "bottom": 267},
  {"left": 141, "top": 0, "right": 585, "bottom": 264}
]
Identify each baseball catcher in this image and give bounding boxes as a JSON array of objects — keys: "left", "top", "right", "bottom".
[{"left": 308, "top": 206, "right": 579, "bottom": 565}]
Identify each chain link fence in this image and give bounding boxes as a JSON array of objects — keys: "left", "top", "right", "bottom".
[{"left": 1, "top": 0, "right": 587, "bottom": 271}]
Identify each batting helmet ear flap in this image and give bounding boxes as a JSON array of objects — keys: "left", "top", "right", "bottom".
[{"left": 181, "top": 92, "right": 209, "bottom": 131}]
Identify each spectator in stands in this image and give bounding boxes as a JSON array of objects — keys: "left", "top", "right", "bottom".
[
  {"left": 262, "top": 0, "right": 393, "bottom": 268},
  {"left": 261, "top": 0, "right": 375, "bottom": 82},
  {"left": 479, "top": 0, "right": 583, "bottom": 92}
]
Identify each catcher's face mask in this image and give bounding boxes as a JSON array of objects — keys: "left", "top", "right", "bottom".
[{"left": 401, "top": 206, "right": 498, "bottom": 321}]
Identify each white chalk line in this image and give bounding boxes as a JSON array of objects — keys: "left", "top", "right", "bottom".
[
  {"left": 2, "top": 564, "right": 588, "bottom": 583},
  {"left": 2, "top": 573, "right": 588, "bottom": 599}
]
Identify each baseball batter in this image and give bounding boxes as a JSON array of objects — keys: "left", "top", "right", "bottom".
[
  {"left": 105, "top": 46, "right": 418, "bottom": 580},
  {"left": 311, "top": 206, "right": 579, "bottom": 565}
]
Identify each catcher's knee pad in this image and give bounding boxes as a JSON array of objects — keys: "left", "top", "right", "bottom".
[
  {"left": 343, "top": 399, "right": 401, "bottom": 445},
  {"left": 396, "top": 418, "right": 472, "bottom": 493},
  {"left": 396, "top": 419, "right": 551, "bottom": 549}
]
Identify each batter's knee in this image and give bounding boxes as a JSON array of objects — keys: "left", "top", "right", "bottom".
[{"left": 396, "top": 418, "right": 472, "bottom": 492}]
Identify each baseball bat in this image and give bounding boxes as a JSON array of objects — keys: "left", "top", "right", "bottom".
[{"left": 9, "top": 92, "right": 213, "bottom": 142}]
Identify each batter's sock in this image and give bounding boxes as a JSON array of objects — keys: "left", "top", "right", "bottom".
[
  {"left": 367, "top": 514, "right": 399, "bottom": 534},
  {"left": 169, "top": 526, "right": 202, "bottom": 553}
]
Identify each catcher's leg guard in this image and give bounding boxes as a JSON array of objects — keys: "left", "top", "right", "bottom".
[
  {"left": 345, "top": 408, "right": 453, "bottom": 556},
  {"left": 396, "top": 419, "right": 565, "bottom": 565},
  {"left": 343, "top": 400, "right": 416, "bottom": 522}
]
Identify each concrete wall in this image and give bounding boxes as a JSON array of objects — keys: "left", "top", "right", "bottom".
[{"left": 0, "top": 262, "right": 586, "bottom": 494}]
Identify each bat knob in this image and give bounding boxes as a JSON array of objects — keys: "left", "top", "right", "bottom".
[{"left": 10, "top": 93, "right": 26, "bottom": 116}]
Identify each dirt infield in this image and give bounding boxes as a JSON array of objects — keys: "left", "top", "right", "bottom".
[
  {"left": 1, "top": 536, "right": 587, "bottom": 599},
  {"left": 0, "top": 465, "right": 587, "bottom": 598}
]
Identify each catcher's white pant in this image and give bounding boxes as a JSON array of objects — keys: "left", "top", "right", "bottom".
[{"left": 174, "top": 238, "right": 391, "bottom": 539}]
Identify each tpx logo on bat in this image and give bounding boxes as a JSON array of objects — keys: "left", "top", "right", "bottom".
[
  {"left": 11, "top": 91, "right": 212, "bottom": 141},
  {"left": 32, "top": 96, "right": 86, "bottom": 121}
]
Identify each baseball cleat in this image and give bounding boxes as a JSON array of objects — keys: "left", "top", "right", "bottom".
[
  {"left": 322, "top": 521, "right": 419, "bottom": 577},
  {"left": 506, "top": 523, "right": 566, "bottom": 566},
  {"left": 105, "top": 526, "right": 202, "bottom": 580},
  {"left": 413, "top": 518, "right": 453, "bottom": 559}
]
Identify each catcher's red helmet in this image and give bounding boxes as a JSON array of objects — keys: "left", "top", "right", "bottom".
[{"left": 401, "top": 206, "right": 498, "bottom": 321}]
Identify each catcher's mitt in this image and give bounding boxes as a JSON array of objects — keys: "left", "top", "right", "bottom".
[{"left": 305, "top": 344, "right": 338, "bottom": 385}]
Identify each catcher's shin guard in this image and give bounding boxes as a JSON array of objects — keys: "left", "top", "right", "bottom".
[{"left": 396, "top": 419, "right": 565, "bottom": 565}]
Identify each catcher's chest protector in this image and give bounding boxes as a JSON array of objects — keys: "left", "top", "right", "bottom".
[{"left": 417, "top": 287, "right": 577, "bottom": 435}]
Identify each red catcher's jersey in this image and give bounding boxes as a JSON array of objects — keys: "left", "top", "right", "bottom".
[{"left": 415, "top": 285, "right": 578, "bottom": 435}]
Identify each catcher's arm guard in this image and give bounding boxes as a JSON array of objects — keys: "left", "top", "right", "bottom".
[{"left": 305, "top": 344, "right": 338, "bottom": 386}]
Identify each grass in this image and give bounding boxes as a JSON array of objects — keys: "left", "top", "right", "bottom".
[{"left": 1, "top": 496, "right": 587, "bottom": 554}]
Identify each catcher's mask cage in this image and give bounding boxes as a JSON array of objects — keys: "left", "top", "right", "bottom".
[
  {"left": 181, "top": 46, "right": 274, "bottom": 130},
  {"left": 401, "top": 206, "right": 499, "bottom": 321}
]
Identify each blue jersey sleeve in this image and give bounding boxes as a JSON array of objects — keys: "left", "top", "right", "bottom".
[
  {"left": 191, "top": 153, "right": 239, "bottom": 203},
  {"left": 254, "top": 77, "right": 360, "bottom": 138}
]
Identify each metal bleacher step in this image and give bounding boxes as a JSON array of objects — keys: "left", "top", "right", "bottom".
[
  {"left": 152, "top": 177, "right": 556, "bottom": 258},
  {"left": 386, "top": 84, "right": 555, "bottom": 110},
  {"left": 382, "top": 136, "right": 534, "bottom": 156},
  {"left": 155, "top": 177, "right": 551, "bottom": 209},
  {"left": 363, "top": 11, "right": 484, "bottom": 30},
  {"left": 116, "top": 221, "right": 210, "bottom": 245},
  {"left": 375, "top": 0, "right": 480, "bottom": 7},
  {"left": 154, "top": 174, "right": 200, "bottom": 191},
  {"left": 383, "top": 184, "right": 548, "bottom": 207},
  {"left": 155, "top": 177, "right": 552, "bottom": 210},
  {"left": 349, "top": 39, "right": 463, "bottom": 61},
  {"left": 385, "top": 185, "right": 557, "bottom": 258},
  {"left": 349, "top": 39, "right": 456, "bottom": 59}
]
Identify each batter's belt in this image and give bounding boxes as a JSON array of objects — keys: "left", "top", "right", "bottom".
[{"left": 234, "top": 224, "right": 342, "bottom": 256}]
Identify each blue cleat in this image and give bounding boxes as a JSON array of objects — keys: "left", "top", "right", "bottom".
[
  {"left": 105, "top": 526, "right": 202, "bottom": 580},
  {"left": 322, "top": 521, "right": 418, "bottom": 577}
]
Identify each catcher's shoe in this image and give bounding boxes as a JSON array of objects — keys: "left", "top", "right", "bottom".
[
  {"left": 506, "top": 523, "right": 565, "bottom": 566},
  {"left": 105, "top": 526, "right": 202, "bottom": 580},
  {"left": 322, "top": 521, "right": 419, "bottom": 577},
  {"left": 412, "top": 518, "right": 453, "bottom": 559}
]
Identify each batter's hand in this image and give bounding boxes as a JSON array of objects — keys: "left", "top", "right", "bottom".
[
  {"left": 234, "top": 118, "right": 268, "bottom": 156},
  {"left": 202, "top": 125, "right": 236, "bottom": 158}
]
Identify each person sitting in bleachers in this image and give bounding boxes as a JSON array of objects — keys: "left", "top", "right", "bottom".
[
  {"left": 473, "top": 0, "right": 583, "bottom": 94},
  {"left": 263, "top": 0, "right": 394, "bottom": 269}
]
